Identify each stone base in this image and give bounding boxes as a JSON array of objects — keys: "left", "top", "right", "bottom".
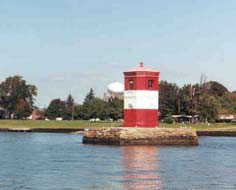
[{"left": 83, "top": 128, "right": 198, "bottom": 146}]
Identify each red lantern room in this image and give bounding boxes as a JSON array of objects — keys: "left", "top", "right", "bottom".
[{"left": 124, "top": 62, "right": 160, "bottom": 128}]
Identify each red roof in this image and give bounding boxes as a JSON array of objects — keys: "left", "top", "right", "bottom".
[{"left": 125, "top": 62, "right": 159, "bottom": 73}]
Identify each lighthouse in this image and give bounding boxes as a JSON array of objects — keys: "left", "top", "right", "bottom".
[
  {"left": 124, "top": 63, "right": 160, "bottom": 128},
  {"left": 84, "top": 63, "right": 198, "bottom": 145}
]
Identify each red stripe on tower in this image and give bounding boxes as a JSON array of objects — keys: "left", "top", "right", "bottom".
[{"left": 124, "top": 62, "right": 160, "bottom": 128}]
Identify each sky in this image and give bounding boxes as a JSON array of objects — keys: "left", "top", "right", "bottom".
[{"left": 1, "top": 0, "right": 236, "bottom": 107}]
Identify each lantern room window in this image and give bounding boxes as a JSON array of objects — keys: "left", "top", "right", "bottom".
[
  {"left": 129, "top": 80, "right": 134, "bottom": 90},
  {"left": 148, "top": 80, "right": 154, "bottom": 88}
]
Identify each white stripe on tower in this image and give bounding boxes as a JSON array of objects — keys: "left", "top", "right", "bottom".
[{"left": 124, "top": 90, "right": 159, "bottom": 110}]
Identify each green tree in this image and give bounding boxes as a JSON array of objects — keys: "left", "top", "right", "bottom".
[
  {"left": 178, "top": 84, "right": 192, "bottom": 115},
  {"left": 179, "top": 84, "right": 201, "bottom": 117},
  {"left": 74, "top": 104, "right": 83, "bottom": 120},
  {"left": 81, "top": 97, "right": 108, "bottom": 120},
  {"left": 45, "top": 99, "right": 67, "bottom": 120},
  {"left": 107, "top": 98, "right": 123, "bottom": 120},
  {"left": 15, "top": 99, "right": 33, "bottom": 119},
  {"left": 84, "top": 88, "right": 95, "bottom": 103},
  {"left": 0, "top": 75, "right": 37, "bottom": 119},
  {"left": 159, "top": 81, "right": 179, "bottom": 118},
  {"left": 66, "top": 94, "right": 75, "bottom": 120},
  {"left": 218, "top": 93, "right": 236, "bottom": 114},
  {"left": 198, "top": 94, "right": 220, "bottom": 122},
  {"left": 205, "top": 81, "right": 229, "bottom": 97},
  {"left": 179, "top": 82, "right": 224, "bottom": 122}
]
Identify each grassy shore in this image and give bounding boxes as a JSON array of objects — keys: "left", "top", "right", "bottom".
[
  {"left": 0, "top": 120, "right": 236, "bottom": 131},
  {"left": 0, "top": 120, "right": 121, "bottom": 129},
  {"left": 159, "top": 123, "right": 236, "bottom": 131}
]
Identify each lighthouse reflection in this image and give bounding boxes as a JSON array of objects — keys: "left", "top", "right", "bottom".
[{"left": 122, "top": 146, "right": 161, "bottom": 190}]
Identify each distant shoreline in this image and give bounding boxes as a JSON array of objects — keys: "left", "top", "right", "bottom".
[
  {"left": 197, "top": 130, "right": 236, "bottom": 137},
  {"left": 0, "top": 120, "right": 236, "bottom": 137},
  {"left": 0, "top": 127, "right": 84, "bottom": 133},
  {"left": 1, "top": 127, "right": 236, "bottom": 137}
]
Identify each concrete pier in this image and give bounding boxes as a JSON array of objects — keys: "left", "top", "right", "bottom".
[{"left": 83, "top": 128, "right": 198, "bottom": 146}]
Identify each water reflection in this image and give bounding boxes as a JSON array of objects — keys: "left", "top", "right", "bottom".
[{"left": 122, "top": 146, "right": 161, "bottom": 190}]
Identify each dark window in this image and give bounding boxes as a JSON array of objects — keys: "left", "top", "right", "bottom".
[
  {"left": 129, "top": 80, "right": 134, "bottom": 90},
  {"left": 148, "top": 80, "right": 154, "bottom": 88}
]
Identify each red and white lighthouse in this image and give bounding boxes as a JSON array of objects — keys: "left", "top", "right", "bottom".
[{"left": 124, "top": 63, "right": 160, "bottom": 128}]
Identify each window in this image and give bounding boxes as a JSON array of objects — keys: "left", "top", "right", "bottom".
[
  {"left": 129, "top": 80, "right": 134, "bottom": 90},
  {"left": 148, "top": 80, "right": 154, "bottom": 88}
]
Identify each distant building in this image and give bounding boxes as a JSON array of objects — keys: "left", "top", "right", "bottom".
[
  {"left": 103, "top": 92, "right": 110, "bottom": 102},
  {"left": 28, "top": 110, "right": 43, "bottom": 120},
  {"left": 218, "top": 114, "right": 236, "bottom": 122},
  {"left": 171, "top": 115, "right": 200, "bottom": 124},
  {"left": 104, "top": 82, "right": 124, "bottom": 102},
  {"left": 103, "top": 92, "right": 123, "bottom": 102}
]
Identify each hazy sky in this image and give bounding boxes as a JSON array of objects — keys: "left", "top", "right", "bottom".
[{"left": 1, "top": 0, "right": 236, "bottom": 107}]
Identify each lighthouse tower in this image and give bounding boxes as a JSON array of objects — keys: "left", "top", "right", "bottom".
[{"left": 124, "top": 63, "right": 160, "bottom": 128}]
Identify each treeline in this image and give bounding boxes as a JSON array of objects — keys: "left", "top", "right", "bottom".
[
  {"left": 1, "top": 75, "right": 235, "bottom": 122},
  {"left": 0, "top": 75, "right": 123, "bottom": 120},
  {"left": 45, "top": 88, "right": 123, "bottom": 121},
  {"left": 159, "top": 80, "right": 236, "bottom": 122}
]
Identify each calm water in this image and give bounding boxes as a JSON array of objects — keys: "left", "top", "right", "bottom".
[{"left": 0, "top": 133, "right": 236, "bottom": 190}]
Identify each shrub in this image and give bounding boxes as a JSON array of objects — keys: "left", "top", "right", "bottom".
[{"left": 163, "top": 117, "right": 174, "bottom": 124}]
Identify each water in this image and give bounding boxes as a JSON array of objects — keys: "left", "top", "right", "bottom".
[{"left": 0, "top": 133, "right": 236, "bottom": 190}]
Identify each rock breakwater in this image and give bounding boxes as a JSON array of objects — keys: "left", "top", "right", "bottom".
[{"left": 83, "top": 127, "right": 198, "bottom": 146}]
